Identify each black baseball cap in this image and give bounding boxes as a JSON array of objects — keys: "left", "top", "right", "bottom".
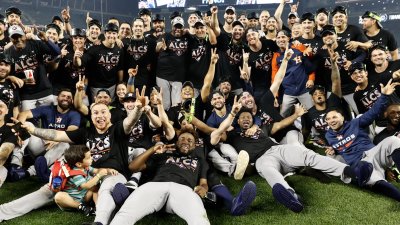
[
  {"left": 247, "top": 12, "right": 259, "bottom": 20},
  {"left": 370, "top": 44, "right": 387, "bottom": 53},
  {"left": 70, "top": 28, "right": 86, "bottom": 37},
  {"left": 349, "top": 62, "right": 366, "bottom": 75},
  {"left": 301, "top": 12, "right": 315, "bottom": 22},
  {"left": 182, "top": 81, "right": 194, "bottom": 89},
  {"left": 52, "top": 16, "right": 63, "bottom": 23},
  {"left": 170, "top": 11, "right": 182, "bottom": 20},
  {"left": 0, "top": 14, "right": 5, "bottom": 25},
  {"left": 193, "top": 19, "right": 206, "bottom": 28},
  {"left": 362, "top": 11, "right": 383, "bottom": 28},
  {"left": 152, "top": 14, "right": 165, "bottom": 22},
  {"left": 88, "top": 19, "right": 102, "bottom": 29},
  {"left": 139, "top": 8, "right": 151, "bottom": 16},
  {"left": 219, "top": 76, "right": 232, "bottom": 84},
  {"left": 321, "top": 24, "right": 336, "bottom": 36},
  {"left": 123, "top": 92, "right": 136, "bottom": 102},
  {"left": 0, "top": 54, "right": 11, "bottom": 65},
  {"left": 5, "top": 7, "right": 21, "bottom": 17},
  {"left": 288, "top": 12, "right": 298, "bottom": 19},
  {"left": 96, "top": 89, "right": 111, "bottom": 96},
  {"left": 316, "top": 8, "right": 329, "bottom": 17},
  {"left": 309, "top": 85, "right": 326, "bottom": 95},
  {"left": 46, "top": 23, "right": 61, "bottom": 35},
  {"left": 332, "top": 6, "right": 347, "bottom": 16},
  {"left": 232, "top": 20, "right": 244, "bottom": 28},
  {"left": 104, "top": 23, "right": 119, "bottom": 32}
]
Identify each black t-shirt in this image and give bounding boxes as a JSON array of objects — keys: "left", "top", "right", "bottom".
[
  {"left": 0, "top": 36, "right": 10, "bottom": 54},
  {"left": 336, "top": 24, "right": 369, "bottom": 44},
  {"left": 167, "top": 95, "right": 205, "bottom": 128},
  {"left": 123, "top": 37, "right": 157, "bottom": 86},
  {"left": 365, "top": 29, "right": 397, "bottom": 52},
  {"left": 354, "top": 82, "right": 400, "bottom": 127},
  {"left": 5, "top": 40, "right": 54, "bottom": 100},
  {"left": 0, "top": 79, "right": 20, "bottom": 121},
  {"left": 216, "top": 33, "right": 249, "bottom": 90},
  {"left": 373, "top": 127, "right": 400, "bottom": 145},
  {"left": 187, "top": 36, "right": 213, "bottom": 90},
  {"left": 303, "top": 93, "right": 343, "bottom": 141},
  {"left": 0, "top": 124, "right": 18, "bottom": 166},
  {"left": 314, "top": 42, "right": 366, "bottom": 95},
  {"left": 248, "top": 39, "right": 279, "bottom": 90},
  {"left": 227, "top": 125, "right": 277, "bottom": 163},
  {"left": 51, "top": 45, "right": 86, "bottom": 94},
  {"left": 146, "top": 148, "right": 208, "bottom": 189},
  {"left": 66, "top": 121, "right": 130, "bottom": 178},
  {"left": 297, "top": 36, "right": 323, "bottom": 56},
  {"left": 127, "top": 114, "right": 156, "bottom": 149},
  {"left": 156, "top": 33, "right": 189, "bottom": 82},
  {"left": 258, "top": 89, "right": 297, "bottom": 142},
  {"left": 83, "top": 43, "right": 123, "bottom": 88},
  {"left": 368, "top": 60, "right": 400, "bottom": 87}
]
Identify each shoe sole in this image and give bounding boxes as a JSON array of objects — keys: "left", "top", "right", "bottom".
[
  {"left": 111, "top": 183, "right": 130, "bottom": 206},
  {"left": 272, "top": 183, "right": 303, "bottom": 213},
  {"left": 234, "top": 151, "right": 249, "bottom": 180},
  {"left": 231, "top": 181, "right": 257, "bottom": 216},
  {"left": 357, "top": 162, "right": 373, "bottom": 187},
  {"left": 34, "top": 157, "right": 49, "bottom": 183}
]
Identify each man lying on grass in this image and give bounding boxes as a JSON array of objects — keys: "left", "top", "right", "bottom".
[{"left": 210, "top": 96, "right": 367, "bottom": 213}]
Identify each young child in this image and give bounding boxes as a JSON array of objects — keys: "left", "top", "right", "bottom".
[{"left": 54, "top": 145, "right": 109, "bottom": 216}]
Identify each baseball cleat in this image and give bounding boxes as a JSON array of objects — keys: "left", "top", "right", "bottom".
[
  {"left": 8, "top": 164, "right": 27, "bottom": 182},
  {"left": 272, "top": 183, "right": 304, "bottom": 213},
  {"left": 355, "top": 161, "right": 373, "bottom": 187},
  {"left": 34, "top": 156, "right": 50, "bottom": 183},
  {"left": 230, "top": 180, "right": 257, "bottom": 216},
  {"left": 111, "top": 183, "right": 130, "bottom": 206},
  {"left": 234, "top": 150, "right": 249, "bottom": 180}
]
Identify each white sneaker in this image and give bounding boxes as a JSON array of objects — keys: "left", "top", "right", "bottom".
[
  {"left": 125, "top": 180, "right": 139, "bottom": 191},
  {"left": 234, "top": 151, "right": 249, "bottom": 180}
]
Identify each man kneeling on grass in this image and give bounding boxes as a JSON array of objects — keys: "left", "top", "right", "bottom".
[{"left": 210, "top": 96, "right": 365, "bottom": 213}]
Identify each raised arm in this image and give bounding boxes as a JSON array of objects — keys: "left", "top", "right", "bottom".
[
  {"left": 201, "top": 48, "right": 219, "bottom": 103},
  {"left": 210, "top": 6, "right": 220, "bottom": 37},
  {"left": 274, "top": 0, "right": 286, "bottom": 30},
  {"left": 61, "top": 6, "right": 72, "bottom": 35},
  {"left": 22, "top": 122, "right": 73, "bottom": 143},
  {"left": 210, "top": 96, "right": 241, "bottom": 145},
  {"left": 271, "top": 103, "right": 307, "bottom": 134},
  {"left": 74, "top": 75, "right": 89, "bottom": 116},
  {"left": 328, "top": 48, "right": 342, "bottom": 97},
  {"left": 127, "top": 65, "right": 138, "bottom": 93},
  {"left": 270, "top": 45, "right": 293, "bottom": 96},
  {"left": 129, "top": 144, "right": 165, "bottom": 172},
  {"left": 123, "top": 87, "right": 146, "bottom": 134}
]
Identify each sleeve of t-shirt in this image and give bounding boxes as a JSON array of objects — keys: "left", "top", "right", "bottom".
[
  {"left": 3, "top": 127, "right": 18, "bottom": 145},
  {"left": 68, "top": 110, "right": 82, "bottom": 127},
  {"left": 68, "top": 174, "right": 87, "bottom": 188},
  {"left": 386, "top": 31, "right": 398, "bottom": 52},
  {"left": 65, "top": 128, "right": 88, "bottom": 144},
  {"left": 354, "top": 26, "right": 369, "bottom": 43},
  {"left": 116, "top": 48, "right": 124, "bottom": 71},
  {"left": 31, "top": 106, "right": 48, "bottom": 119},
  {"left": 261, "top": 123, "right": 274, "bottom": 137},
  {"left": 327, "top": 93, "right": 343, "bottom": 109}
]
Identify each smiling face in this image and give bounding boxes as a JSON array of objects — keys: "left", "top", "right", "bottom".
[
  {"left": 276, "top": 31, "right": 289, "bottom": 49},
  {"left": 210, "top": 92, "right": 225, "bottom": 110},
  {"left": 0, "top": 62, "right": 11, "bottom": 80},
  {"left": 119, "top": 23, "right": 132, "bottom": 39},
  {"left": 246, "top": 30, "right": 259, "bottom": 46},
  {"left": 132, "top": 20, "right": 144, "bottom": 39},
  {"left": 152, "top": 21, "right": 165, "bottom": 33},
  {"left": 172, "top": 24, "right": 184, "bottom": 37},
  {"left": 89, "top": 25, "right": 101, "bottom": 39},
  {"left": 95, "top": 92, "right": 111, "bottom": 105},
  {"left": 386, "top": 105, "right": 400, "bottom": 127},
  {"left": 104, "top": 31, "right": 118, "bottom": 45},
  {"left": 350, "top": 69, "right": 368, "bottom": 84},
  {"left": 181, "top": 86, "right": 194, "bottom": 101},
  {"left": 301, "top": 19, "right": 314, "bottom": 34},
  {"left": 370, "top": 49, "right": 387, "bottom": 67},
  {"left": 238, "top": 111, "right": 253, "bottom": 130},
  {"left": 194, "top": 25, "right": 207, "bottom": 39},
  {"left": 188, "top": 14, "right": 198, "bottom": 27},
  {"left": 259, "top": 11, "right": 270, "bottom": 26},
  {"left": 91, "top": 103, "right": 111, "bottom": 131},
  {"left": 45, "top": 28, "right": 59, "bottom": 43},
  {"left": 224, "top": 11, "right": 236, "bottom": 25},
  {"left": 57, "top": 91, "right": 73, "bottom": 110},
  {"left": 332, "top": 12, "right": 347, "bottom": 28},
  {"left": 7, "top": 13, "right": 21, "bottom": 26},
  {"left": 232, "top": 25, "right": 244, "bottom": 41},
  {"left": 322, "top": 32, "right": 337, "bottom": 46},
  {"left": 325, "top": 110, "right": 345, "bottom": 131},
  {"left": 116, "top": 83, "right": 127, "bottom": 99},
  {"left": 266, "top": 17, "right": 278, "bottom": 31},
  {"left": 240, "top": 92, "right": 255, "bottom": 109},
  {"left": 248, "top": 18, "right": 259, "bottom": 29},
  {"left": 10, "top": 34, "right": 26, "bottom": 50},
  {"left": 291, "top": 23, "right": 303, "bottom": 38},
  {"left": 176, "top": 132, "right": 196, "bottom": 155},
  {"left": 123, "top": 99, "right": 135, "bottom": 113},
  {"left": 219, "top": 81, "right": 231, "bottom": 95}
]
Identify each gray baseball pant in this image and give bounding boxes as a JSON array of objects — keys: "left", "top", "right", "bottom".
[
  {"left": 110, "top": 182, "right": 210, "bottom": 225},
  {"left": 207, "top": 143, "right": 238, "bottom": 176},
  {"left": 360, "top": 136, "right": 400, "bottom": 186},
  {"left": 255, "top": 144, "right": 351, "bottom": 191},
  {"left": 0, "top": 184, "right": 54, "bottom": 222},
  {"left": 21, "top": 95, "right": 54, "bottom": 111},
  {"left": 128, "top": 147, "right": 146, "bottom": 181},
  {"left": 156, "top": 77, "right": 182, "bottom": 111},
  {"left": 95, "top": 173, "right": 127, "bottom": 224},
  {"left": 280, "top": 92, "right": 314, "bottom": 118}
]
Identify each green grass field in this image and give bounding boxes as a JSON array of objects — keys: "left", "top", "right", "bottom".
[{"left": 1, "top": 173, "right": 400, "bottom": 225}]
